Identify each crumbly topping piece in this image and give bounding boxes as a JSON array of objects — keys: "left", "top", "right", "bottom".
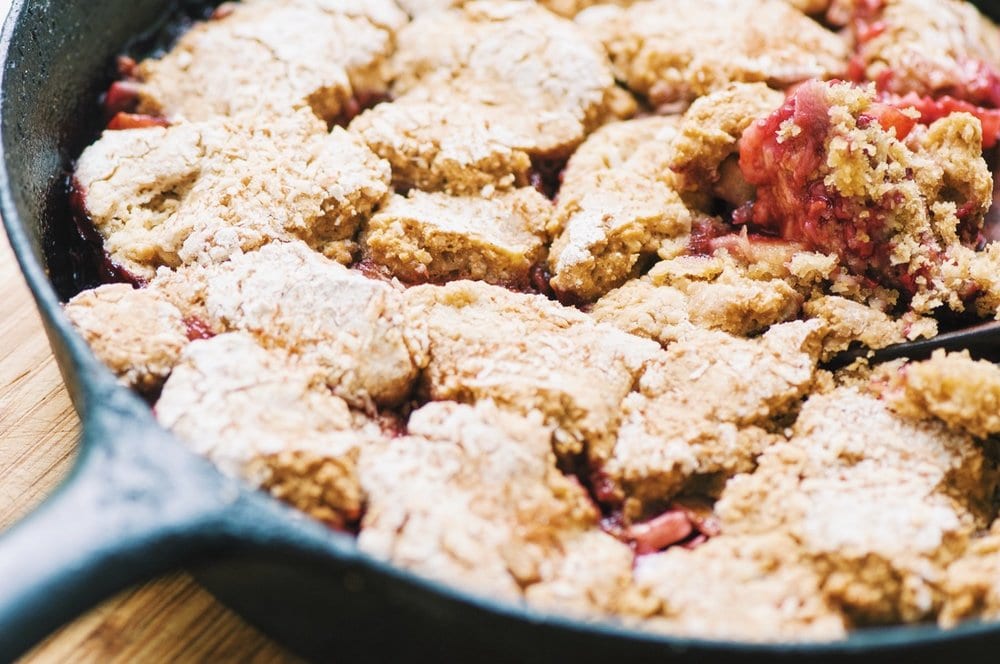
[
  {"left": 363, "top": 188, "right": 550, "bottom": 287},
  {"left": 394, "top": 0, "right": 642, "bottom": 18},
  {"left": 883, "top": 350, "right": 1000, "bottom": 438},
  {"left": 803, "top": 295, "right": 936, "bottom": 361},
  {"left": 941, "top": 523, "right": 1000, "bottom": 627},
  {"left": 64, "top": 284, "right": 188, "bottom": 392},
  {"left": 157, "top": 333, "right": 379, "bottom": 527},
  {"left": 718, "top": 388, "right": 998, "bottom": 623},
  {"left": 607, "top": 321, "right": 821, "bottom": 509},
  {"left": 670, "top": 83, "right": 784, "bottom": 199},
  {"left": 850, "top": 0, "right": 1000, "bottom": 105},
  {"left": 592, "top": 253, "right": 803, "bottom": 343},
  {"left": 405, "top": 280, "right": 664, "bottom": 460},
  {"left": 738, "top": 80, "right": 993, "bottom": 313},
  {"left": 153, "top": 241, "right": 427, "bottom": 407},
  {"left": 547, "top": 117, "right": 694, "bottom": 301},
  {"left": 635, "top": 534, "right": 847, "bottom": 641},
  {"left": 75, "top": 111, "right": 390, "bottom": 279},
  {"left": 391, "top": 2, "right": 625, "bottom": 158},
  {"left": 358, "top": 400, "right": 636, "bottom": 614},
  {"left": 578, "top": 0, "right": 849, "bottom": 109},
  {"left": 134, "top": 0, "right": 408, "bottom": 124},
  {"left": 349, "top": 99, "right": 535, "bottom": 194}
]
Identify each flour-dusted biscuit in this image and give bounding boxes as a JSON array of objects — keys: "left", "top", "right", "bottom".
[
  {"left": 364, "top": 188, "right": 550, "bottom": 287},
  {"left": 64, "top": 284, "right": 189, "bottom": 392},
  {"left": 358, "top": 400, "right": 639, "bottom": 614},
  {"left": 406, "top": 280, "right": 664, "bottom": 460},
  {"left": 592, "top": 253, "right": 804, "bottom": 343},
  {"left": 350, "top": 100, "right": 535, "bottom": 193},
  {"left": 635, "top": 534, "right": 847, "bottom": 641},
  {"left": 718, "top": 388, "right": 999, "bottom": 623},
  {"left": 388, "top": 2, "right": 626, "bottom": 161},
  {"left": 153, "top": 241, "right": 427, "bottom": 408},
  {"left": 157, "top": 332, "right": 381, "bottom": 528},
  {"left": 579, "top": 0, "right": 849, "bottom": 109},
  {"left": 546, "top": 116, "right": 694, "bottom": 301},
  {"left": 75, "top": 110, "right": 391, "bottom": 280},
  {"left": 133, "top": 0, "right": 407, "bottom": 124},
  {"left": 606, "top": 321, "right": 821, "bottom": 510}
]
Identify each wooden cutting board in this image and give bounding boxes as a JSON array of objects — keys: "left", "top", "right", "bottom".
[{"left": 0, "top": 234, "right": 299, "bottom": 663}]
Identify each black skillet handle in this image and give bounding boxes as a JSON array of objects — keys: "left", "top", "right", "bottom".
[{"left": 0, "top": 383, "right": 242, "bottom": 661}]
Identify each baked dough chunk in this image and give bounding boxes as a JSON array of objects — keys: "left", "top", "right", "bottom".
[
  {"left": 578, "top": 0, "right": 849, "bottom": 109},
  {"left": 883, "top": 350, "right": 1000, "bottom": 438},
  {"left": 606, "top": 321, "right": 821, "bottom": 510},
  {"left": 547, "top": 117, "right": 694, "bottom": 302},
  {"left": 133, "top": 0, "right": 407, "bottom": 124},
  {"left": 153, "top": 241, "right": 427, "bottom": 408},
  {"left": 157, "top": 333, "right": 380, "bottom": 528},
  {"left": 350, "top": 100, "right": 535, "bottom": 193},
  {"left": 738, "top": 80, "right": 993, "bottom": 313},
  {"left": 394, "top": 0, "right": 641, "bottom": 18},
  {"left": 849, "top": 0, "right": 1000, "bottom": 105},
  {"left": 803, "top": 295, "right": 936, "bottom": 361},
  {"left": 358, "top": 400, "right": 637, "bottom": 613},
  {"left": 941, "top": 523, "right": 1000, "bottom": 627},
  {"left": 406, "top": 280, "right": 664, "bottom": 460},
  {"left": 669, "top": 83, "right": 784, "bottom": 200},
  {"left": 64, "top": 284, "right": 188, "bottom": 392},
  {"left": 75, "top": 110, "right": 390, "bottom": 280},
  {"left": 718, "top": 388, "right": 998, "bottom": 624},
  {"left": 363, "top": 188, "right": 551, "bottom": 287},
  {"left": 592, "top": 253, "right": 803, "bottom": 343},
  {"left": 635, "top": 534, "right": 847, "bottom": 641},
  {"left": 387, "top": 2, "right": 624, "bottom": 163}
]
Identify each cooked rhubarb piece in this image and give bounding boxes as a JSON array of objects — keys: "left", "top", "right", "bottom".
[{"left": 737, "top": 79, "right": 992, "bottom": 311}]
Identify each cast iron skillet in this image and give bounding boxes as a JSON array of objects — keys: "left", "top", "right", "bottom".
[{"left": 2, "top": 1, "right": 1000, "bottom": 661}]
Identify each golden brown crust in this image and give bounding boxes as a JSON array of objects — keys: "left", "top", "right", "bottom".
[
  {"left": 406, "top": 280, "right": 664, "bottom": 460},
  {"left": 152, "top": 241, "right": 427, "bottom": 408},
  {"left": 156, "top": 333, "right": 378, "bottom": 525},
  {"left": 579, "top": 0, "right": 849, "bottom": 109},
  {"left": 363, "top": 188, "right": 550, "bottom": 287},
  {"left": 135, "top": 0, "right": 407, "bottom": 124},
  {"left": 75, "top": 111, "right": 390, "bottom": 279},
  {"left": 883, "top": 350, "right": 1000, "bottom": 438},
  {"left": 64, "top": 284, "right": 188, "bottom": 392}
]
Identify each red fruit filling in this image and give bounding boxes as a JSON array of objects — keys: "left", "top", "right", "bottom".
[
  {"left": 68, "top": 179, "right": 146, "bottom": 287},
  {"left": 330, "top": 90, "right": 392, "bottom": 129},
  {"left": 528, "top": 155, "right": 568, "bottom": 201},
  {"left": 107, "top": 112, "right": 171, "bottom": 131},
  {"left": 103, "top": 80, "right": 142, "bottom": 117},
  {"left": 737, "top": 80, "right": 943, "bottom": 294},
  {"left": 183, "top": 317, "right": 215, "bottom": 342}
]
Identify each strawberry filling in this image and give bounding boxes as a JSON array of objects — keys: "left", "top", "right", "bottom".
[{"left": 736, "top": 80, "right": 944, "bottom": 294}]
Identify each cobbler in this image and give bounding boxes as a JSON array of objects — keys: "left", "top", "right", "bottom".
[{"left": 63, "top": 0, "right": 1000, "bottom": 642}]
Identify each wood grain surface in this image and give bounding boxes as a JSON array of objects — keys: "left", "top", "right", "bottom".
[{"left": 0, "top": 234, "right": 298, "bottom": 662}]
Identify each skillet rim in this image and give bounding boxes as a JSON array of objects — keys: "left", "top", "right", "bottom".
[{"left": 1, "top": 0, "right": 1000, "bottom": 656}]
